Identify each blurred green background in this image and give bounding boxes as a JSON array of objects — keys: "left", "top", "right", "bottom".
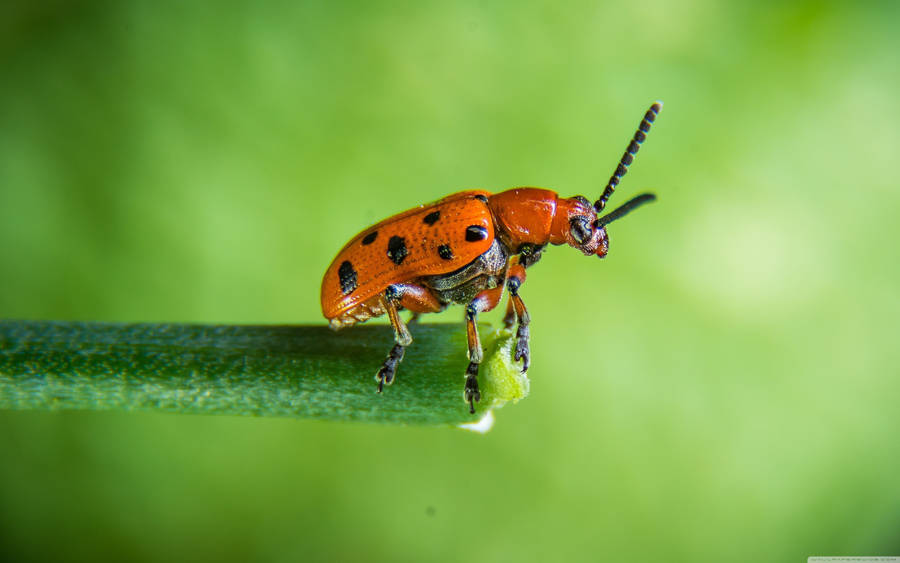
[{"left": 2, "top": 0, "right": 899, "bottom": 561}]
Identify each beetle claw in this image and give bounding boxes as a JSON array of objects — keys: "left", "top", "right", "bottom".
[
  {"left": 375, "top": 343, "right": 405, "bottom": 392},
  {"left": 514, "top": 324, "right": 530, "bottom": 372},
  {"left": 464, "top": 364, "right": 481, "bottom": 414}
]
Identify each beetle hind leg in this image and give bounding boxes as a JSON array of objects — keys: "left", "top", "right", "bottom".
[
  {"left": 375, "top": 286, "right": 412, "bottom": 392},
  {"left": 375, "top": 284, "right": 444, "bottom": 393},
  {"left": 376, "top": 342, "right": 405, "bottom": 391}
]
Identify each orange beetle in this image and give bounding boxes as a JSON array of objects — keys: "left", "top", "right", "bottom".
[{"left": 322, "top": 102, "right": 663, "bottom": 413}]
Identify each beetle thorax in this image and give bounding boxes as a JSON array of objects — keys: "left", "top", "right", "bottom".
[
  {"left": 422, "top": 239, "right": 509, "bottom": 305},
  {"left": 487, "top": 188, "right": 560, "bottom": 251}
]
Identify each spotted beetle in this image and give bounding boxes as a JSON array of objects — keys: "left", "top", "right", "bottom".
[{"left": 321, "top": 102, "right": 662, "bottom": 413}]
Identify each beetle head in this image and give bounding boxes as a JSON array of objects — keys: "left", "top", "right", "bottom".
[
  {"left": 555, "top": 195, "right": 610, "bottom": 257},
  {"left": 576, "top": 100, "right": 662, "bottom": 258},
  {"left": 557, "top": 193, "right": 655, "bottom": 258}
]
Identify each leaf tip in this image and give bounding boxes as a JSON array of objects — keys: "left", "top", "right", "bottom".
[{"left": 458, "top": 410, "right": 495, "bottom": 433}]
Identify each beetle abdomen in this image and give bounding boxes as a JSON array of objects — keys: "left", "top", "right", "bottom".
[
  {"left": 423, "top": 239, "right": 510, "bottom": 305},
  {"left": 328, "top": 294, "right": 387, "bottom": 330}
]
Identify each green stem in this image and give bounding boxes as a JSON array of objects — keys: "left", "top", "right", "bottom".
[{"left": 0, "top": 320, "right": 528, "bottom": 429}]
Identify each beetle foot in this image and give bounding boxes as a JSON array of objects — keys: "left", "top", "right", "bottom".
[
  {"left": 514, "top": 324, "right": 530, "bottom": 372},
  {"left": 464, "top": 362, "right": 481, "bottom": 414},
  {"left": 375, "top": 343, "right": 405, "bottom": 393}
]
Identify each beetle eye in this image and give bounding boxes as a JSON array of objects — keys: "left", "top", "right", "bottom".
[{"left": 569, "top": 216, "right": 593, "bottom": 245}]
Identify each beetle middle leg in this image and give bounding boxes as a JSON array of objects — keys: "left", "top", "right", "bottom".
[
  {"left": 504, "top": 263, "right": 531, "bottom": 372},
  {"left": 464, "top": 284, "right": 505, "bottom": 414},
  {"left": 376, "top": 284, "right": 443, "bottom": 393}
]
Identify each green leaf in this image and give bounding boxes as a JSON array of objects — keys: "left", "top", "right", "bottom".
[{"left": 0, "top": 320, "right": 528, "bottom": 430}]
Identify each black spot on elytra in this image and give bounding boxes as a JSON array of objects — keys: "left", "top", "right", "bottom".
[
  {"left": 387, "top": 236, "right": 408, "bottom": 265},
  {"left": 465, "top": 225, "right": 489, "bottom": 242},
  {"left": 475, "top": 194, "right": 488, "bottom": 203},
  {"left": 423, "top": 211, "right": 440, "bottom": 225},
  {"left": 338, "top": 261, "right": 358, "bottom": 295},
  {"left": 438, "top": 244, "right": 453, "bottom": 260},
  {"left": 361, "top": 231, "right": 378, "bottom": 245}
]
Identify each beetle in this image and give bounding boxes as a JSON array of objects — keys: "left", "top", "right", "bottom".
[{"left": 321, "top": 102, "right": 662, "bottom": 413}]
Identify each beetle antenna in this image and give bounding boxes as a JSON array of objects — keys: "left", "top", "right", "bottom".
[
  {"left": 594, "top": 193, "right": 656, "bottom": 228},
  {"left": 594, "top": 101, "right": 663, "bottom": 213}
]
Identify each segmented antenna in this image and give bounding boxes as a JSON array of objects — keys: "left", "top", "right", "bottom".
[
  {"left": 594, "top": 101, "right": 663, "bottom": 212},
  {"left": 594, "top": 193, "right": 657, "bottom": 228}
]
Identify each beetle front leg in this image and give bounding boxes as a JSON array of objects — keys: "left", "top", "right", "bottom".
[
  {"left": 464, "top": 285, "right": 505, "bottom": 414},
  {"left": 506, "top": 264, "right": 531, "bottom": 372}
]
